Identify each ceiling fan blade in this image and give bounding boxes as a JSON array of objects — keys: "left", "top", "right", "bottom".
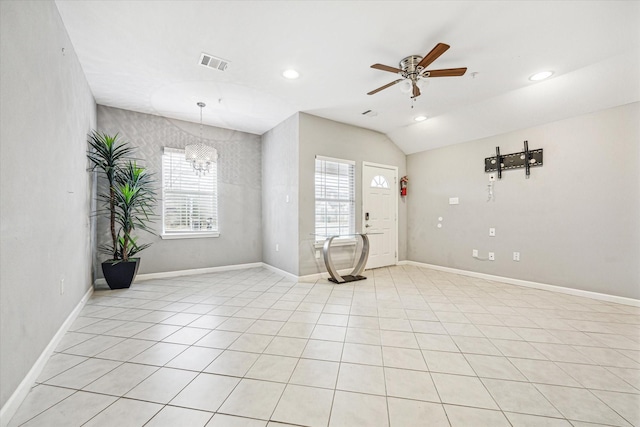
[
  {"left": 371, "top": 63, "right": 403, "bottom": 74},
  {"left": 424, "top": 67, "right": 468, "bottom": 77},
  {"left": 412, "top": 81, "right": 421, "bottom": 98},
  {"left": 367, "top": 79, "right": 403, "bottom": 95},
  {"left": 417, "top": 43, "right": 450, "bottom": 70}
]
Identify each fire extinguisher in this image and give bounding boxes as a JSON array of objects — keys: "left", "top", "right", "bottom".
[{"left": 400, "top": 176, "right": 408, "bottom": 197}]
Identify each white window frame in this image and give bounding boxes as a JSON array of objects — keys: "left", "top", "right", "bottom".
[
  {"left": 161, "top": 147, "right": 220, "bottom": 239},
  {"left": 314, "top": 155, "right": 356, "bottom": 245}
]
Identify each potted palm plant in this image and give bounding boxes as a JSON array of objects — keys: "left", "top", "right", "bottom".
[{"left": 87, "top": 131, "right": 157, "bottom": 289}]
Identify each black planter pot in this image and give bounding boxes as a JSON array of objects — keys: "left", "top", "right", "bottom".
[{"left": 101, "top": 258, "right": 140, "bottom": 289}]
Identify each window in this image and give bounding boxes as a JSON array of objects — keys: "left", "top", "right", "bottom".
[
  {"left": 315, "top": 156, "right": 355, "bottom": 241},
  {"left": 162, "top": 147, "right": 218, "bottom": 238},
  {"left": 370, "top": 175, "right": 389, "bottom": 188}
]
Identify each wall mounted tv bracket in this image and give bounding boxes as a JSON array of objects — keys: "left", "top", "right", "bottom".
[{"left": 485, "top": 140, "right": 543, "bottom": 179}]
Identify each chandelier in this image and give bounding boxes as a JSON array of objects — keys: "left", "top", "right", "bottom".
[{"left": 185, "top": 101, "right": 217, "bottom": 176}]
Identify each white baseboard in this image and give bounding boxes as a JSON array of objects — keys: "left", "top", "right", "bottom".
[
  {"left": 260, "top": 263, "right": 299, "bottom": 282},
  {"left": 259, "top": 263, "right": 358, "bottom": 284},
  {"left": 99, "top": 260, "right": 638, "bottom": 307},
  {"left": 0, "top": 286, "right": 94, "bottom": 427},
  {"left": 403, "top": 261, "right": 639, "bottom": 307},
  {"left": 94, "top": 262, "right": 264, "bottom": 286},
  {"left": 122, "top": 261, "right": 357, "bottom": 286}
]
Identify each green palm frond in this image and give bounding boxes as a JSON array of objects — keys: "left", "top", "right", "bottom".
[
  {"left": 87, "top": 131, "right": 135, "bottom": 183},
  {"left": 88, "top": 131, "right": 157, "bottom": 262}
]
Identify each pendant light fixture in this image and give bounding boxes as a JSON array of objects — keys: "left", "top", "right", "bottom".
[{"left": 185, "top": 101, "right": 218, "bottom": 176}]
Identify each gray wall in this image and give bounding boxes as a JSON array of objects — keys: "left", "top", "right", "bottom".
[
  {"left": 0, "top": 0, "right": 96, "bottom": 408},
  {"left": 298, "top": 113, "right": 408, "bottom": 276},
  {"left": 97, "top": 106, "right": 262, "bottom": 275},
  {"left": 261, "top": 113, "right": 300, "bottom": 275},
  {"left": 407, "top": 102, "right": 640, "bottom": 299}
]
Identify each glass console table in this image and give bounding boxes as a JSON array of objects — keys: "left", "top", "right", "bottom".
[{"left": 320, "top": 233, "right": 371, "bottom": 284}]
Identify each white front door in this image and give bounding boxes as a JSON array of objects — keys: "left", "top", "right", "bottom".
[{"left": 362, "top": 162, "right": 398, "bottom": 269}]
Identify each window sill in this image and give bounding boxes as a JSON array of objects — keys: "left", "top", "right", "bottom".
[
  {"left": 313, "top": 238, "right": 357, "bottom": 249},
  {"left": 161, "top": 232, "right": 220, "bottom": 240}
]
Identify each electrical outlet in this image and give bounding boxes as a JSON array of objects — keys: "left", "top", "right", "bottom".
[
  {"left": 472, "top": 249, "right": 478, "bottom": 257},
  {"left": 60, "top": 278, "right": 64, "bottom": 295},
  {"left": 275, "top": 244, "right": 279, "bottom": 252},
  {"left": 489, "top": 252, "right": 495, "bottom": 261},
  {"left": 513, "top": 252, "right": 520, "bottom": 261},
  {"left": 315, "top": 250, "right": 320, "bottom": 259},
  {"left": 489, "top": 227, "right": 496, "bottom": 237}
]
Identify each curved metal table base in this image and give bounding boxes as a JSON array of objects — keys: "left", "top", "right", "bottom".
[{"left": 322, "top": 234, "right": 370, "bottom": 284}]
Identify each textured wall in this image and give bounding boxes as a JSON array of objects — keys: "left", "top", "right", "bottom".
[
  {"left": 407, "top": 103, "right": 640, "bottom": 299},
  {"left": 0, "top": 0, "right": 96, "bottom": 409},
  {"left": 97, "top": 106, "right": 262, "bottom": 275},
  {"left": 261, "top": 113, "right": 300, "bottom": 275},
  {"left": 298, "top": 113, "right": 408, "bottom": 276}
]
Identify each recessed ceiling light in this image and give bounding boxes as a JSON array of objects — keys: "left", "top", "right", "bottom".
[
  {"left": 529, "top": 71, "right": 554, "bottom": 81},
  {"left": 282, "top": 69, "right": 300, "bottom": 79},
  {"left": 414, "top": 115, "right": 427, "bottom": 122}
]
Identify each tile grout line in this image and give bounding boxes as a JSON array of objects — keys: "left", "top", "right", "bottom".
[{"left": 11, "top": 266, "right": 640, "bottom": 427}]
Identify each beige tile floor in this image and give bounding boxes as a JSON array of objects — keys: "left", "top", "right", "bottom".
[{"left": 8, "top": 265, "right": 640, "bottom": 427}]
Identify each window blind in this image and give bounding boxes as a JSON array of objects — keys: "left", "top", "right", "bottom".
[
  {"left": 162, "top": 147, "right": 218, "bottom": 235},
  {"left": 315, "top": 156, "right": 355, "bottom": 241}
]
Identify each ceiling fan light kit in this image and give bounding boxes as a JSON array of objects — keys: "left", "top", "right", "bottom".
[
  {"left": 399, "top": 79, "right": 414, "bottom": 94},
  {"left": 367, "top": 42, "right": 467, "bottom": 99}
]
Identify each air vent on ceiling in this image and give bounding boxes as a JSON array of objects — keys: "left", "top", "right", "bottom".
[{"left": 199, "top": 53, "right": 229, "bottom": 71}]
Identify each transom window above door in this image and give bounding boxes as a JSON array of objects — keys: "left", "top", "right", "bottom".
[{"left": 370, "top": 175, "right": 389, "bottom": 188}]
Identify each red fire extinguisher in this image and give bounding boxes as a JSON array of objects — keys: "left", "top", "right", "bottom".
[{"left": 400, "top": 176, "right": 408, "bottom": 197}]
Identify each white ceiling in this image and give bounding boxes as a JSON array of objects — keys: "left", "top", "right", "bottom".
[{"left": 55, "top": 1, "right": 639, "bottom": 154}]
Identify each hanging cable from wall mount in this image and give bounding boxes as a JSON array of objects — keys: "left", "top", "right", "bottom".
[{"left": 487, "top": 173, "right": 496, "bottom": 202}]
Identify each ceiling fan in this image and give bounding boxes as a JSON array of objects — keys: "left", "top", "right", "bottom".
[{"left": 367, "top": 43, "right": 467, "bottom": 98}]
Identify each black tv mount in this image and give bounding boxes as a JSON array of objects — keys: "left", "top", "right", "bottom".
[{"left": 485, "top": 140, "right": 543, "bottom": 179}]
